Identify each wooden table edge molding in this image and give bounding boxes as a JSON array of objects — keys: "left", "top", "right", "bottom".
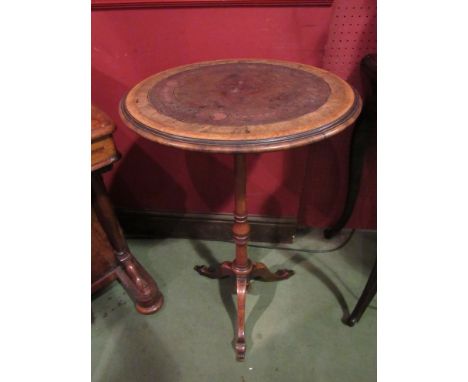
[
  {"left": 120, "top": 58, "right": 362, "bottom": 153},
  {"left": 119, "top": 59, "right": 362, "bottom": 359}
]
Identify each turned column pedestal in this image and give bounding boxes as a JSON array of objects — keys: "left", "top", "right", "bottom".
[{"left": 194, "top": 154, "right": 294, "bottom": 359}]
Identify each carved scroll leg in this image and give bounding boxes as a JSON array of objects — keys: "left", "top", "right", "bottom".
[
  {"left": 251, "top": 262, "right": 295, "bottom": 282},
  {"left": 194, "top": 261, "right": 234, "bottom": 279},
  {"left": 235, "top": 274, "right": 248, "bottom": 361}
]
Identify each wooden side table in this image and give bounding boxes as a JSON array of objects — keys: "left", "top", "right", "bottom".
[
  {"left": 120, "top": 59, "right": 361, "bottom": 359},
  {"left": 91, "top": 105, "right": 164, "bottom": 314}
]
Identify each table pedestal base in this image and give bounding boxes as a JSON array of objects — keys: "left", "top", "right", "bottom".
[
  {"left": 194, "top": 260, "right": 294, "bottom": 360},
  {"left": 194, "top": 262, "right": 294, "bottom": 282},
  {"left": 194, "top": 154, "right": 295, "bottom": 360},
  {"left": 194, "top": 261, "right": 294, "bottom": 360}
]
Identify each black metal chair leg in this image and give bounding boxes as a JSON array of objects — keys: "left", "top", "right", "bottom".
[
  {"left": 324, "top": 111, "right": 371, "bottom": 239},
  {"left": 324, "top": 54, "right": 377, "bottom": 240},
  {"left": 346, "top": 261, "right": 377, "bottom": 326}
]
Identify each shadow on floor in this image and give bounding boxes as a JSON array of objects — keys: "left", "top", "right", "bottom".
[
  {"left": 341, "top": 231, "right": 376, "bottom": 274},
  {"left": 275, "top": 242, "right": 377, "bottom": 320},
  {"left": 285, "top": 253, "right": 350, "bottom": 322}
]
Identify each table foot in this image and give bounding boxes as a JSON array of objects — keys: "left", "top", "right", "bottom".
[
  {"left": 194, "top": 261, "right": 234, "bottom": 279},
  {"left": 345, "top": 261, "right": 377, "bottom": 326},
  {"left": 92, "top": 173, "right": 164, "bottom": 315},
  {"left": 235, "top": 275, "right": 248, "bottom": 361},
  {"left": 116, "top": 256, "right": 164, "bottom": 315},
  {"left": 251, "top": 262, "right": 295, "bottom": 282},
  {"left": 193, "top": 260, "right": 294, "bottom": 360}
]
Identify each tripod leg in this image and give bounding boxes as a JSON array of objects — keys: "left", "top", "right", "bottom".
[
  {"left": 251, "top": 262, "right": 295, "bottom": 281},
  {"left": 346, "top": 261, "right": 377, "bottom": 326},
  {"left": 194, "top": 261, "right": 234, "bottom": 279}
]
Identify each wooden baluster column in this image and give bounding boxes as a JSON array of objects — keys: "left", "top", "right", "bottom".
[
  {"left": 231, "top": 153, "right": 252, "bottom": 361},
  {"left": 193, "top": 153, "right": 295, "bottom": 359}
]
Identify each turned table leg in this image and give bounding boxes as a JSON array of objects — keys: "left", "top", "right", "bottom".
[
  {"left": 194, "top": 154, "right": 294, "bottom": 360},
  {"left": 231, "top": 153, "right": 251, "bottom": 360},
  {"left": 92, "top": 172, "right": 164, "bottom": 314}
]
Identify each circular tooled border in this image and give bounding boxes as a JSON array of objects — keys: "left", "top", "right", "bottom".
[{"left": 119, "top": 60, "right": 362, "bottom": 153}]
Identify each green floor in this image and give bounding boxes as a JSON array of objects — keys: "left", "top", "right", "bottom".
[{"left": 92, "top": 229, "right": 376, "bottom": 382}]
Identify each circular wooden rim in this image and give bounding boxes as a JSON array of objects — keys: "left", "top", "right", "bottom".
[{"left": 120, "top": 59, "right": 362, "bottom": 153}]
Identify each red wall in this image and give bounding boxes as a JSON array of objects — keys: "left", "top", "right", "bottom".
[
  {"left": 91, "top": 4, "right": 376, "bottom": 229},
  {"left": 299, "top": 0, "right": 377, "bottom": 228}
]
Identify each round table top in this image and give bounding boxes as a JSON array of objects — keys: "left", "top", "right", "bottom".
[{"left": 120, "top": 59, "right": 362, "bottom": 153}]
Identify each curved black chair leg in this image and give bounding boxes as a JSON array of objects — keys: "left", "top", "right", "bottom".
[
  {"left": 346, "top": 261, "right": 377, "bottom": 326},
  {"left": 325, "top": 54, "right": 377, "bottom": 240},
  {"left": 324, "top": 112, "right": 371, "bottom": 239}
]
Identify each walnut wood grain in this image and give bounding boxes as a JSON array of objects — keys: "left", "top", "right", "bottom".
[
  {"left": 91, "top": 105, "right": 120, "bottom": 171},
  {"left": 120, "top": 59, "right": 361, "bottom": 153}
]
